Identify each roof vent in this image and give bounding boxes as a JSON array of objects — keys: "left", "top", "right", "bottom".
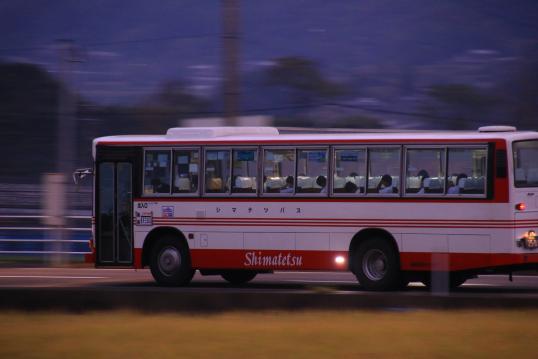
[
  {"left": 478, "top": 126, "right": 517, "bottom": 132},
  {"left": 166, "top": 126, "right": 279, "bottom": 139}
]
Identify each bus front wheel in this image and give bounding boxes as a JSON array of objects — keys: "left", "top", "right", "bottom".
[
  {"left": 150, "top": 235, "right": 195, "bottom": 286},
  {"left": 221, "top": 270, "right": 257, "bottom": 285},
  {"left": 353, "top": 238, "right": 401, "bottom": 291}
]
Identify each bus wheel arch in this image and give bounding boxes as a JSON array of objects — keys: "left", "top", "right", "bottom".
[
  {"left": 143, "top": 227, "right": 195, "bottom": 286},
  {"left": 349, "top": 228, "right": 402, "bottom": 291},
  {"left": 142, "top": 227, "right": 187, "bottom": 268}
]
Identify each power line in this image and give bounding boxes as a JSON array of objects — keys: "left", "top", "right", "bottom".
[
  {"left": 0, "top": 33, "right": 216, "bottom": 53},
  {"left": 2, "top": 101, "right": 457, "bottom": 122},
  {"left": 325, "top": 102, "right": 455, "bottom": 122},
  {"left": 83, "top": 34, "right": 216, "bottom": 48},
  {"left": 0, "top": 45, "right": 50, "bottom": 53}
]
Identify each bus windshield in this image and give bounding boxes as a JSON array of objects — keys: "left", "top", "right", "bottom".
[{"left": 513, "top": 140, "right": 538, "bottom": 188}]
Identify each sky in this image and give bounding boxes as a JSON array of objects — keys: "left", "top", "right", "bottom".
[{"left": 1, "top": 0, "right": 537, "bottom": 104}]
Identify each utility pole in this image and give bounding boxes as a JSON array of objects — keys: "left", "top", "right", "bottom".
[
  {"left": 221, "top": 0, "right": 241, "bottom": 126},
  {"left": 45, "top": 39, "right": 78, "bottom": 264},
  {"left": 57, "top": 39, "right": 77, "bottom": 179}
]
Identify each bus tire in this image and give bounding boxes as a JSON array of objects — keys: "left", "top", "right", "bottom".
[
  {"left": 353, "top": 237, "right": 401, "bottom": 291},
  {"left": 398, "top": 277, "right": 410, "bottom": 290},
  {"left": 220, "top": 270, "right": 257, "bottom": 285},
  {"left": 449, "top": 275, "right": 467, "bottom": 289},
  {"left": 149, "top": 235, "right": 194, "bottom": 286}
]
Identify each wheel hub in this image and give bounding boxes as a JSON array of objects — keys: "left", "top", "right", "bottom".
[
  {"left": 158, "top": 246, "right": 181, "bottom": 276},
  {"left": 362, "top": 249, "right": 388, "bottom": 281}
]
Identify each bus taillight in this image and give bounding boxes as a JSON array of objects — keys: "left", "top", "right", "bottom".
[{"left": 515, "top": 203, "right": 526, "bottom": 211}]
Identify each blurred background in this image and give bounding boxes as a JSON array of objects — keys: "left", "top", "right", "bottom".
[{"left": 0, "top": 0, "right": 537, "bottom": 260}]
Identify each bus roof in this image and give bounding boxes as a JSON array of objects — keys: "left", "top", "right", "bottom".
[{"left": 93, "top": 126, "right": 538, "bottom": 156}]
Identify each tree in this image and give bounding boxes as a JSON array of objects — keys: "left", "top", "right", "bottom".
[
  {"left": 499, "top": 45, "right": 538, "bottom": 129},
  {"left": 151, "top": 80, "right": 208, "bottom": 111},
  {"left": 132, "top": 80, "right": 210, "bottom": 132},
  {"left": 0, "top": 62, "right": 60, "bottom": 180},
  {"left": 426, "top": 83, "right": 497, "bottom": 129},
  {"left": 265, "top": 56, "right": 347, "bottom": 104}
]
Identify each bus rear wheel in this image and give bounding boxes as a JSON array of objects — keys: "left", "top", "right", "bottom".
[
  {"left": 353, "top": 238, "right": 401, "bottom": 291},
  {"left": 221, "top": 270, "right": 257, "bottom": 285},
  {"left": 150, "top": 235, "right": 194, "bottom": 286}
]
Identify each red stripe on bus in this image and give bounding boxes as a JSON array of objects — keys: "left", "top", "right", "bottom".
[
  {"left": 400, "top": 252, "right": 538, "bottom": 271},
  {"left": 188, "top": 249, "right": 538, "bottom": 271},
  {"left": 134, "top": 248, "right": 143, "bottom": 269},
  {"left": 189, "top": 249, "right": 349, "bottom": 271},
  {"left": 131, "top": 248, "right": 538, "bottom": 272}
]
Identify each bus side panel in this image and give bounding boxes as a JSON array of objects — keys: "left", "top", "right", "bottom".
[
  {"left": 133, "top": 198, "right": 538, "bottom": 273},
  {"left": 190, "top": 249, "right": 349, "bottom": 271}
]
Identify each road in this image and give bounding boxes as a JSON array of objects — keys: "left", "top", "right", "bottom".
[
  {"left": 1, "top": 267, "right": 538, "bottom": 311},
  {"left": 1, "top": 267, "right": 537, "bottom": 293}
]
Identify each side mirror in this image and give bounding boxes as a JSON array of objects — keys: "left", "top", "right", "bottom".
[{"left": 73, "top": 168, "right": 93, "bottom": 184}]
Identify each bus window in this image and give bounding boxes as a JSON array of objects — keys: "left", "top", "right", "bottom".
[
  {"left": 263, "top": 149, "right": 295, "bottom": 194},
  {"left": 368, "top": 148, "right": 400, "bottom": 195},
  {"left": 296, "top": 149, "right": 328, "bottom": 194},
  {"left": 143, "top": 150, "right": 171, "bottom": 195},
  {"left": 232, "top": 149, "right": 258, "bottom": 194},
  {"left": 513, "top": 140, "right": 538, "bottom": 188},
  {"left": 205, "top": 149, "right": 231, "bottom": 194},
  {"left": 172, "top": 149, "right": 199, "bottom": 194},
  {"left": 405, "top": 148, "right": 445, "bottom": 195},
  {"left": 333, "top": 149, "right": 366, "bottom": 194},
  {"left": 447, "top": 147, "right": 487, "bottom": 195}
]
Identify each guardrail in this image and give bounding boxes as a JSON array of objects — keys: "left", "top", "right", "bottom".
[
  {"left": 0, "top": 184, "right": 91, "bottom": 213},
  {"left": 0, "top": 215, "right": 91, "bottom": 255}
]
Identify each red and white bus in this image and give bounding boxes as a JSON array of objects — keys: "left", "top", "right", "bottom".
[{"left": 84, "top": 126, "right": 538, "bottom": 290}]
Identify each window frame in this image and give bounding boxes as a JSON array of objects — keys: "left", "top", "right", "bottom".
[
  {"left": 294, "top": 146, "right": 330, "bottom": 197},
  {"left": 139, "top": 142, "right": 492, "bottom": 200},
  {"left": 445, "top": 144, "right": 489, "bottom": 198},
  {"left": 331, "top": 146, "right": 368, "bottom": 197},
  {"left": 365, "top": 145, "right": 402, "bottom": 197},
  {"left": 512, "top": 139, "right": 538, "bottom": 189},
  {"left": 142, "top": 147, "right": 173, "bottom": 197},
  {"left": 230, "top": 146, "right": 260, "bottom": 197},
  {"left": 171, "top": 147, "right": 201, "bottom": 197},
  {"left": 203, "top": 147, "right": 232, "bottom": 197},
  {"left": 260, "top": 146, "right": 298, "bottom": 197},
  {"left": 403, "top": 145, "right": 447, "bottom": 198}
]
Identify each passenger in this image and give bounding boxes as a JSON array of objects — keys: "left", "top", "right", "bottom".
[
  {"left": 280, "top": 175, "right": 294, "bottom": 193},
  {"left": 344, "top": 181, "right": 358, "bottom": 193},
  {"left": 151, "top": 177, "right": 170, "bottom": 193},
  {"left": 316, "top": 175, "right": 327, "bottom": 193},
  {"left": 377, "top": 174, "right": 394, "bottom": 194},
  {"left": 417, "top": 169, "right": 430, "bottom": 194},
  {"left": 448, "top": 173, "right": 467, "bottom": 194}
]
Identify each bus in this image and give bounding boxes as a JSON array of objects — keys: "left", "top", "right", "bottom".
[{"left": 80, "top": 125, "right": 538, "bottom": 290}]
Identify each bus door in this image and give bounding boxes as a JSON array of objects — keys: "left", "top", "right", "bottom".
[{"left": 96, "top": 149, "right": 137, "bottom": 266}]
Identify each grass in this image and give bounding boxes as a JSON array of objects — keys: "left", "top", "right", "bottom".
[{"left": 0, "top": 310, "right": 536, "bottom": 358}]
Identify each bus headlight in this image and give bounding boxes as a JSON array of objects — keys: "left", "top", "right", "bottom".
[{"left": 518, "top": 230, "right": 537, "bottom": 249}]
